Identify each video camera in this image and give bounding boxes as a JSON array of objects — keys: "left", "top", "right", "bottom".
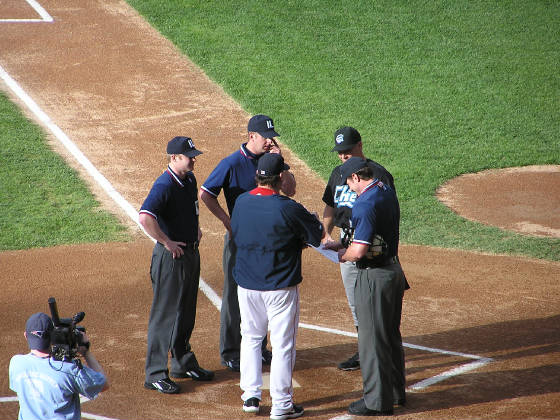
[{"left": 48, "top": 297, "right": 88, "bottom": 362}]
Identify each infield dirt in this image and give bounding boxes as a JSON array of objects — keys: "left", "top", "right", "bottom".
[{"left": 1, "top": 1, "right": 558, "bottom": 419}]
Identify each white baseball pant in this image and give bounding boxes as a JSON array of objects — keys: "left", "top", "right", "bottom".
[{"left": 238, "top": 285, "right": 299, "bottom": 415}]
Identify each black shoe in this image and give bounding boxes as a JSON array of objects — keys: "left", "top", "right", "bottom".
[
  {"left": 223, "top": 358, "right": 240, "bottom": 372},
  {"left": 337, "top": 351, "right": 360, "bottom": 371},
  {"left": 243, "top": 397, "right": 260, "bottom": 413},
  {"left": 262, "top": 349, "right": 273, "bottom": 365},
  {"left": 393, "top": 398, "right": 406, "bottom": 407},
  {"left": 270, "top": 404, "right": 304, "bottom": 420},
  {"left": 171, "top": 366, "right": 215, "bottom": 381},
  {"left": 348, "top": 399, "right": 393, "bottom": 416},
  {"left": 144, "top": 377, "right": 180, "bottom": 394}
]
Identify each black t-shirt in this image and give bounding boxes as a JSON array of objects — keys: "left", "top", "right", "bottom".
[{"left": 322, "top": 159, "right": 395, "bottom": 230}]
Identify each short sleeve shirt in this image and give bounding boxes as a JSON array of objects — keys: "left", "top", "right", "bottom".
[
  {"left": 322, "top": 159, "right": 395, "bottom": 230},
  {"left": 231, "top": 188, "right": 324, "bottom": 290},
  {"left": 139, "top": 166, "right": 199, "bottom": 243},
  {"left": 200, "top": 143, "right": 261, "bottom": 216},
  {"left": 350, "top": 180, "right": 400, "bottom": 265},
  {"left": 9, "top": 353, "right": 106, "bottom": 420}
]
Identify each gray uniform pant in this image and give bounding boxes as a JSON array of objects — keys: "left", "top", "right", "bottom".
[
  {"left": 355, "top": 262, "right": 406, "bottom": 411},
  {"left": 340, "top": 261, "right": 359, "bottom": 326},
  {"left": 145, "top": 242, "right": 200, "bottom": 382},
  {"left": 220, "top": 232, "right": 266, "bottom": 363}
]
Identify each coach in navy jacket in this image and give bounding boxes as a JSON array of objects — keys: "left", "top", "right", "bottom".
[{"left": 231, "top": 153, "right": 323, "bottom": 419}]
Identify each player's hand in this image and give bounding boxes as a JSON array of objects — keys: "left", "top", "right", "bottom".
[
  {"left": 164, "top": 240, "right": 186, "bottom": 258},
  {"left": 321, "top": 233, "right": 334, "bottom": 245},
  {"left": 269, "top": 138, "right": 281, "bottom": 154},
  {"left": 337, "top": 248, "right": 347, "bottom": 262},
  {"left": 322, "top": 240, "right": 342, "bottom": 251},
  {"left": 78, "top": 332, "right": 90, "bottom": 356},
  {"left": 222, "top": 217, "right": 232, "bottom": 235}
]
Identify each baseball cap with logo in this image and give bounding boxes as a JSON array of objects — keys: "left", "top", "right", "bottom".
[
  {"left": 25, "top": 312, "right": 53, "bottom": 351},
  {"left": 257, "top": 153, "right": 290, "bottom": 176},
  {"left": 332, "top": 126, "right": 362, "bottom": 152},
  {"left": 167, "top": 136, "right": 203, "bottom": 158},
  {"left": 248, "top": 114, "right": 280, "bottom": 138},
  {"left": 339, "top": 156, "right": 369, "bottom": 181}
]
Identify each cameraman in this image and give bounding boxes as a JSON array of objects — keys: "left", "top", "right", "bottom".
[{"left": 9, "top": 312, "right": 109, "bottom": 420}]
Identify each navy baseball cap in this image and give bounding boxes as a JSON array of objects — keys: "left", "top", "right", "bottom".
[
  {"left": 25, "top": 312, "right": 53, "bottom": 351},
  {"left": 257, "top": 153, "right": 290, "bottom": 176},
  {"left": 248, "top": 114, "right": 280, "bottom": 138},
  {"left": 332, "top": 126, "right": 362, "bottom": 152},
  {"left": 167, "top": 136, "right": 203, "bottom": 158},
  {"left": 339, "top": 157, "right": 369, "bottom": 180}
]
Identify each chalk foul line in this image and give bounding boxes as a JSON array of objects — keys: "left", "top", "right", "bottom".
[
  {"left": 0, "top": 0, "right": 53, "bottom": 23},
  {"left": 298, "top": 324, "right": 494, "bottom": 391}
]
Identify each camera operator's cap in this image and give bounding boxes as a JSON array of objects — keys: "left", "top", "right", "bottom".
[
  {"left": 25, "top": 312, "right": 53, "bottom": 351},
  {"left": 340, "top": 156, "right": 369, "bottom": 181},
  {"left": 257, "top": 153, "right": 290, "bottom": 176},
  {"left": 248, "top": 114, "right": 280, "bottom": 138},
  {"left": 332, "top": 126, "right": 362, "bottom": 152},
  {"left": 166, "top": 136, "right": 203, "bottom": 158}
]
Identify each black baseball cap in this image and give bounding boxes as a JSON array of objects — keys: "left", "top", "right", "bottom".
[
  {"left": 25, "top": 312, "right": 53, "bottom": 351},
  {"left": 248, "top": 114, "right": 280, "bottom": 138},
  {"left": 257, "top": 153, "right": 290, "bottom": 176},
  {"left": 339, "top": 157, "right": 369, "bottom": 181},
  {"left": 332, "top": 126, "right": 362, "bottom": 152},
  {"left": 166, "top": 136, "right": 203, "bottom": 158}
]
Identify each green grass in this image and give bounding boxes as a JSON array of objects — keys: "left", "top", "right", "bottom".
[
  {"left": 1, "top": 1, "right": 558, "bottom": 261},
  {"left": 125, "top": 0, "right": 560, "bottom": 260},
  {"left": 0, "top": 92, "right": 128, "bottom": 250}
]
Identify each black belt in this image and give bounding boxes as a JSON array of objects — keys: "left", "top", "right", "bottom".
[
  {"left": 181, "top": 241, "right": 199, "bottom": 251},
  {"left": 356, "top": 255, "right": 399, "bottom": 269}
]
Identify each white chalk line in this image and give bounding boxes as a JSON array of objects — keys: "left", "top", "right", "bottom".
[
  {"left": 81, "top": 413, "right": 121, "bottom": 420},
  {"left": 0, "top": 0, "right": 53, "bottom": 22},
  {"left": 408, "top": 358, "right": 493, "bottom": 392},
  {"left": 0, "top": 64, "right": 493, "bottom": 416},
  {"left": 299, "top": 323, "right": 493, "bottom": 392}
]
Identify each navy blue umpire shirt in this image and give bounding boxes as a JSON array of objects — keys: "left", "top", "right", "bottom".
[
  {"left": 200, "top": 143, "right": 261, "bottom": 216},
  {"left": 322, "top": 159, "right": 395, "bottom": 231},
  {"left": 231, "top": 188, "right": 324, "bottom": 291},
  {"left": 139, "top": 166, "right": 199, "bottom": 244},
  {"left": 351, "top": 180, "right": 400, "bottom": 265}
]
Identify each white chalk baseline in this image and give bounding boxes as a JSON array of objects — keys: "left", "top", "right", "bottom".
[{"left": 0, "top": 0, "right": 53, "bottom": 23}]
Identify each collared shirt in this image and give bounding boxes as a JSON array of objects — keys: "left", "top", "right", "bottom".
[
  {"left": 200, "top": 143, "right": 262, "bottom": 216},
  {"left": 139, "top": 165, "right": 199, "bottom": 243},
  {"left": 351, "top": 180, "right": 400, "bottom": 265},
  {"left": 322, "top": 158, "right": 395, "bottom": 230},
  {"left": 231, "top": 188, "right": 324, "bottom": 290}
]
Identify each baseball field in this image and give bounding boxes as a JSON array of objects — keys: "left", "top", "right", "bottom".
[{"left": 1, "top": 1, "right": 559, "bottom": 419}]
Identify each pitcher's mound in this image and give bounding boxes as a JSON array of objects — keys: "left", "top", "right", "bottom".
[{"left": 436, "top": 165, "right": 560, "bottom": 238}]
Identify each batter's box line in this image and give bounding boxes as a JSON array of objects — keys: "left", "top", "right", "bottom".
[
  {"left": 0, "top": 0, "right": 53, "bottom": 23},
  {"left": 298, "top": 322, "right": 494, "bottom": 392}
]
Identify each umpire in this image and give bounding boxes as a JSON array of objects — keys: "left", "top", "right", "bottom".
[
  {"left": 139, "top": 136, "right": 214, "bottom": 394},
  {"left": 322, "top": 126, "right": 396, "bottom": 371},
  {"left": 199, "top": 114, "right": 295, "bottom": 372},
  {"left": 329, "top": 156, "right": 407, "bottom": 415}
]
